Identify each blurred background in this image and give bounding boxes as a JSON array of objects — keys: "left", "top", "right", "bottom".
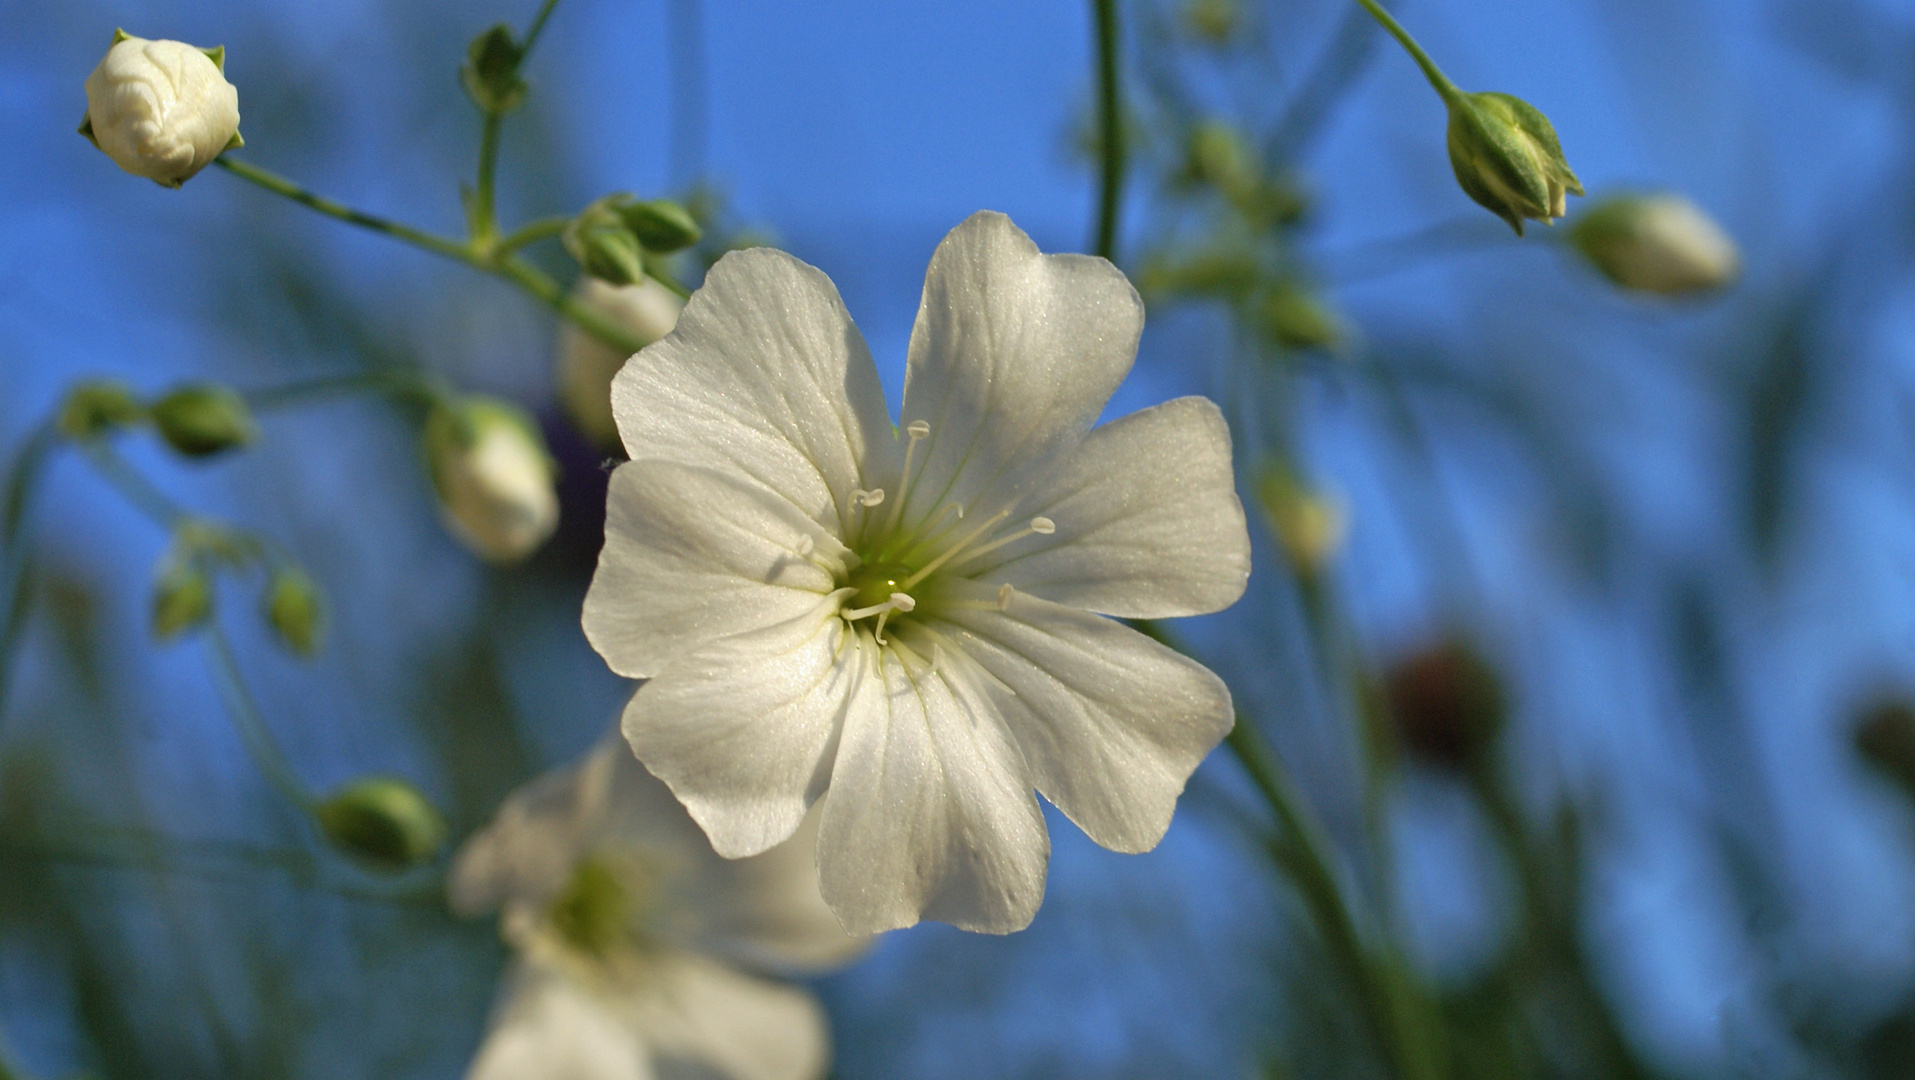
[{"left": 6, "top": 0, "right": 1915, "bottom": 1076}]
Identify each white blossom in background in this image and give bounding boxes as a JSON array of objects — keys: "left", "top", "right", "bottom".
[
  {"left": 1570, "top": 193, "right": 1740, "bottom": 298},
  {"left": 424, "top": 397, "right": 559, "bottom": 564},
  {"left": 451, "top": 732, "right": 865, "bottom": 1080},
  {"left": 81, "top": 33, "right": 240, "bottom": 188},
  {"left": 558, "top": 277, "right": 685, "bottom": 448},
  {"left": 584, "top": 211, "right": 1251, "bottom": 934}
]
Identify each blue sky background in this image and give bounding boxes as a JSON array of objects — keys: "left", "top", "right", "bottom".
[{"left": 6, "top": 0, "right": 1915, "bottom": 1077}]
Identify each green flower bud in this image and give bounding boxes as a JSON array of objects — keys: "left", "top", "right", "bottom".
[
  {"left": 1135, "top": 249, "right": 1261, "bottom": 303},
  {"left": 616, "top": 198, "right": 703, "bottom": 254},
  {"left": 1570, "top": 193, "right": 1739, "bottom": 298},
  {"left": 1255, "top": 464, "right": 1347, "bottom": 576},
  {"left": 150, "top": 384, "right": 257, "bottom": 458},
  {"left": 262, "top": 566, "right": 323, "bottom": 657},
  {"left": 1257, "top": 279, "right": 1345, "bottom": 351},
  {"left": 315, "top": 777, "right": 447, "bottom": 871},
  {"left": 461, "top": 24, "right": 525, "bottom": 115},
  {"left": 563, "top": 198, "right": 648, "bottom": 286},
  {"left": 151, "top": 559, "right": 213, "bottom": 641},
  {"left": 1855, "top": 698, "right": 1915, "bottom": 799},
  {"left": 56, "top": 379, "right": 144, "bottom": 440},
  {"left": 424, "top": 397, "right": 559, "bottom": 563},
  {"left": 1183, "top": 0, "right": 1241, "bottom": 44},
  {"left": 1445, "top": 91, "right": 1582, "bottom": 236},
  {"left": 1183, "top": 120, "right": 1257, "bottom": 196},
  {"left": 1382, "top": 637, "right": 1506, "bottom": 770}
]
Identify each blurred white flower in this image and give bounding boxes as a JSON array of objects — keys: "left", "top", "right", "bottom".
[
  {"left": 424, "top": 397, "right": 559, "bottom": 564},
  {"left": 451, "top": 733, "right": 865, "bottom": 1080},
  {"left": 558, "top": 277, "right": 685, "bottom": 448},
  {"left": 584, "top": 211, "right": 1250, "bottom": 934},
  {"left": 1570, "top": 193, "right": 1740, "bottom": 298},
  {"left": 81, "top": 33, "right": 240, "bottom": 188}
]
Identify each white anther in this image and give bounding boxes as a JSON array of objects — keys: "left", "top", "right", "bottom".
[
  {"left": 853, "top": 488, "right": 886, "bottom": 508},
  {"left": 906, "top": 420, "right": 931, "bottom": 439},
  {"left": 997, "top": 583, "right": 1015, "bottom": 611},
  {"left": 1029, "top": 516, "right": 1056, "bottom": 535},
  {"left": 795, "top": 535, "right": 815, "bottom": 557},
  {"left": 888, "top": 591, "right": 917, "bottom": 613}
]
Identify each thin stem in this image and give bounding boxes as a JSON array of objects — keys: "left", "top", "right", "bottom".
[
  {"left": 204, "top": 622, "right": 318, "bottom": 813},
  {"left": 1091, "top": 0, "right": 1126, "bottom": 262},
  {"left": 75, "top": 439, "right": 188, "bottom": 529},
  {"left": 494, "top": 254, "right": 647, "bottom": 353},
  {"left": 0, "top": 422, "right": 57, "bottom": 723},
  {"left": 1352, "top": 0, "right": 1462, "bottom": 103},
  {"left": 241, "top": 370, "right": 449, "bottom": 413},
  {"left": 494, "top": 215, "right": 570, "bottom": 255},
  {"left": 471, "top": 114, "right": 505, "bottom": 245},
  {"left": 519, "top": 0, "right": 565, "bottom": 59},
  {"left": 214, "top": 157, "right": 474, "bottom": 263}
]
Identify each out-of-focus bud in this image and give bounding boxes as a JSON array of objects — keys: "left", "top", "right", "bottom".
[
  {"left": 80, "top": 31, "right": 241, "bottom": 188},
  {"left": 557, "top": 277, "right": 684, "bottom": 448},
  {"left": 1445, "top": 91, "right": 1582, "bottom": 236},
  {"left": 151, "top": 558, "right": 213, "bottom": 641},
  {"left": 262, "top": 566, "right": 323, "bottom": 657},
  {"left": 617, "top": 198, "right": 702, "bottom": 254},
  {"left": 562, "top": 200, "right": 647, "bottom": 287},
  {"left": 461, "top": 24, "right": 525, "bottom": 115},
  {"left": 1382, "top": 636, "right": 1507, "bottom": 770},
  {"left": 1184, "top": 120, "right": 1257, "bottom": 196},
  {"left": 423, "top": 398, "right": 559, "bottom": 564},
  {"left": 315, "top": 777, "right": 448, "bottom": 871},
  {"left": 1569, "top": 193, "right": 1739, "bottom": 298},
  {"left": 1257, "top": 279, "right": 1345, "bottom": 352},
  {"left": 1255, "top": 464, "right": 1347, "bottom": 577},
  {"left": 1184, "top": 0, "right": 1241, "bottom": 44},
  {"left": 150, "top": 384, "right": 257, "bottom": 458},
  {"left": 1855, "top": 698, "right": 1915, "bottom": 799},
  {"left": 56, "top": 379, "right": 144, "bottom": 440},
  {"left": 1135, "top": 249, "right": 1261, "bottom": 303}
]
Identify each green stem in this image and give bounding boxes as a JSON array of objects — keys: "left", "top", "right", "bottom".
[
  {"left": 494, "top": 215, "right": 571, "bottom": 255},
  {"left": 495, "top": 254, "right": 647, "bottom": 352},
  {"left": 471, "top": 113, "right": 505, "bottom": 245},
  {"left": 1352, "top": 0, "right": 1463, "bottom": 103},
  {"left": 1091, "top": 0, "right": 1126, "bottom": 262},
  {"left": 519, "top": 0, "right": 565, "bottom": 58},
  {"left": 75, "top": 438, "right": 188, "bottom": 529},
  {"left": 0, "top": 423, "right": 57, "bottom": 724},
  {"left": 241, "top": 370, "right": 451, "bottom": 413},
  {"left": 204, "top": 622, "right": 318, "bottom": 813},
  {"left": 213, "top": 157, "right": 474, "bottom": 263}
]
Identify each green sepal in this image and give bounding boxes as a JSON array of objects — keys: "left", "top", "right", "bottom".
[
  {"left": 461, "top": 23, "right": 527, "bottom": 115},
  {"left": 77, "top": 113, "right": 99, "bottom": 148},
  {"left": 150, "top": 383, "right": 258, "bottom": 457},
  {"left": 224, "top": 130, "right": 244, "bottom": 151},
  {"left": 619, "top": 199, "right": 703, "bottom": 253},
  {"left": 110, "top": 28, "right": 133, "bottom": 46},
  {"left": 200, "top": 44, "right": 226, "bottom": 72},
  {"left": 56, "top": 379, "right": 144, "bottom": 439},
  {"left": 151, "top": 559, "right": 214, "bottom": 642},
  {"left": 315, "top": 777, "right": 448, "bottom": 872},
  {"left": 262, "top": 566, "right": 324, "bottom": 657}
]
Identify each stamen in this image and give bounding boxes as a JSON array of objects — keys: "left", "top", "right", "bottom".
[
  {"left": 898, "top": 509, "right": 1014, "bottom": 591},
  {"left": 887, "top": 591, "right": 917, "bottom": 613},
  {"left": 882, "top": 421, "right": 934, "bottom": 536},
  {"left": 906, "top": 420, "right": 931, "bottom": 439},
  {"left": 997, "top": 583, "right": 1015, "bottom": 611},
  {"left": 841, "top": 591, "right": 916, "bottom": 623},
  {"left": 852, "top": 488, "right": 885, "bottom": 508},
  {"left": 942, "top": 515, "right": 1063, "bottom": 571},
  {"left": 1029, "top": 516, "right": 1055, "bottom": 535}
]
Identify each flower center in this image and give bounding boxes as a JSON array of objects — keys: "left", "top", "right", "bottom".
[{"left": 547, "top": 856, "right": 652, "bottom": 962}]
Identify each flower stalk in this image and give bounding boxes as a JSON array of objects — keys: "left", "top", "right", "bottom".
[{"left": 1092, "top": 0, "right": 1125, "bottom": 261}]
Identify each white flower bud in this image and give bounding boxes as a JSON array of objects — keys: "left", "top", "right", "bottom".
[
  {"left": 425, "top": 399, "right": 559, "bottom": 564},
  {"left": 1570, "top": 193, "right": 1740, "bottom": 298},
  {"left": 556, "top": 278, "right": 684, "bottom": 448},
  {"left": 81, "top": 33, "right": 241, "bottom": 188}
]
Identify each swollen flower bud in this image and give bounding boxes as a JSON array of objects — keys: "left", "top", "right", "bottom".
[
  {"left": 461, "top": 24, "right": 526, "bottom": 115},
  {"left": 562, "top": 204, "right": 646, "bottom": 287},
  {"left": 150, "top": 384, "right": 256, "bottom": 458},
  {"left": 1255, "top": 464, "right": 1347, "bottom": 576},
  {"left": 56, "top": 379, "right": 144, "bottom": 440},
  {"left": 262, "top": 566, "right": 323, "bottom": 657},
  {"left": 1257, "top": 279, "right": 1345, "bottom": 352},
  {"left": 424, "top": 398, "right": 559, "bottom": 563},
  {"left": 1570, "top": 193, "right": 1739, "bottom": 298},
  {"left": 557, "top": 277, "right": 684, "bottom": 448},
  {"left": 80, "top": 32, "right": 241, "bottom": 188},
  {"left": 151, "top": 558, "right": 213, "bottom": 641},
  {"left": 315, "top": 777, "right": 448, "bottom": 871},
  {"left": 1445, "top": 91, "right": 1582, "bottom": 236},
  {"left": 1382, "top": 637, "right": 1506, "bottom": 770},
  {"left": 617, "top": 198, "right": 702, "bottom": 254}
]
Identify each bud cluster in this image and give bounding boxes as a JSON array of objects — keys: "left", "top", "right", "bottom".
[{"left": 562, "top": 194, "right": 704, "bottom": 288}]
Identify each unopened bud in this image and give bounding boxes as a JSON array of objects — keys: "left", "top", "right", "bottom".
[
  {"left": 262, "top": 566, "right": 323, "bottom": 657},
  {"left": 1383, "top": 637, "right": 1506, "bottom": 769},
  {"left": 1855, "top": 698, "right": 1915, "bottom": 799},
  {"left": 1255, "top": 464, "right": 1347, "bottom": 576},
  {"left": 1445, "top": 91, "right": 1582, "bottom": 236},
  {"left": 151, "top": 558, "right": 213, "bottom": 641},
  {"left": 150, "top": 384, "right": 256, "bottom": 458},
  {"left": 424, "top": 397, "right": 559, "bottom": 563},
  {"left": 563, "top": 208, "right": 646, "bottom": 287},
  {"left": 1184, "top": 120, "right": 1257, "bottom": 196},
  {"left": 1258, "top": 280, "right": 1345, "bottom": 352},
  {"left": 315, "top": 777, "right": 447, "bottom": 871},
  {"left": 1570, "top": 193, "right": 1739, "bottom": 298},
  {"left": 56, "top": 379, "right": 144, "bottom": 440},
  {"left": 617, "top": 199, "right": 703, "bottom": 254},
  {"left": 1135, "top": 249, "right": 1261, "bottom": 303},
  {"left": 461, "top": 24, "right": 525, "bottom": 115},
  {"left": 1183, "top": 0, "right": 1241, "bottom": 44},
  {"left": 80, "top": 31, "right": 241, "bottom": 188},
  {"left": 557, "top": 277, "right": 684, "bottom": 448}
]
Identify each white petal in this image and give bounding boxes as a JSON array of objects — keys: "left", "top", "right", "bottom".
[
  {"left": 931, "top": 582, "right": 1235, "bottom": 854},
  {"left": 611, "top": 248, "right": 899, "bottom": 535},
  {"left": 896, "top": 211, "right": 1143, "bottom": 527},
  {"left": 979, "top": 396, "right": 1250, "bottom": 618},
  {"left": 622, "top": 602, "right": 858, "bottom": 860},
  {"left": 622, "top": 953, "right": 830, "bottom": 1080},
  {"left": 817, "top": 631, "right": 1050, "bottom": 934},
  {"left": 584, "top": 461, "right": 843, "bottom": 679},
  {"left": 468, "top": 965, "right": 654, "bottom": 1080},
  {"left": 678, "top": 805, "right": 871, "bottom": 972},
  {"left": 448, "top": 752, "right": 601, "bottom": 917}
]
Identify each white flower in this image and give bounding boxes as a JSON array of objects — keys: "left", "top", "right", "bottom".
[
  {"left": 451, "top": 733, "right": 865, "bottom": 1080},
  {"left": 583, "top": 211, "right": 1251, "bottom": 934},
  {"left": 558, "top": 277, "right": 685, "bottom": 448},
  {"left": 425, "top": 397, "right": 559, "bottom": 564},
  {"left": 81, "top": 33, "right": 240, "bottom": 188},
  {"left": 1570, "top": 193, "right": 1740, "bottom": 298}
]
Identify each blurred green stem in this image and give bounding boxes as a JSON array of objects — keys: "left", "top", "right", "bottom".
[
  {"left": 203, "top": 623, "right": 318, "bottom": 814},
  {"left": 1091, "top": 0, "right": 1125, "bottom": 262},
  {"left": 519, "top": 0, "right": 565, "bottom": 57},
  {"left": 1352, "top": 0, "right": 1463, "bottom": 103},
  {"left": 494, "top": 215, "right": 571, "bottom": 254},
  {"left": 0, "top": 422, "right": 57, "bottom": 724},
  {"left": 242, "top": 369, "right": 452, "bottom": 414}
]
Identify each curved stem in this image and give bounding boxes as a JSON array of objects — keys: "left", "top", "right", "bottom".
[
  {"left": 75, "top": 438, "right": 188, "bottom": 530},
  {"left": 213, "top": 157, "right": 474, "bottom": 263},
  {"left": 519, "top": 0, "right": 565, "bottom": 59},
  {"left": 494, "top": 215, "right": 570, "bottom": 255},
  {"left": 1352, "top": 0, "right": 1463, "bottom": 103},
  {"left": 1091, "top": 0, "right": 1126, "bottom": 262},
  {"left": 204, "top": 622, "right": 318, "bottom": 813},
  {"left": 494, "top": 254, "right": 647, "bottom": 353},
  {"left": 242, "top": 370, "right": 451, "bottom": 414}
]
